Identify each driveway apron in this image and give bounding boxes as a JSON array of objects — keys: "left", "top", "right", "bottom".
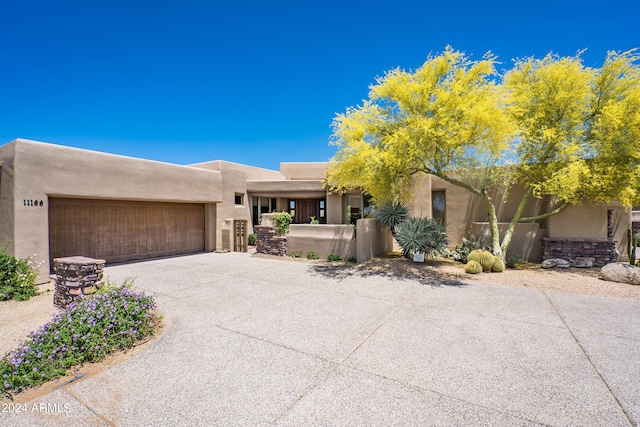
[{"left": 2, "top": 252, "right": 638, "bottom": 426}]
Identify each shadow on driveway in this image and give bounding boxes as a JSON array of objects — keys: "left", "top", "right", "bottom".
[{"left": 308, "top": 263, "right": 469, "bottom": 287}]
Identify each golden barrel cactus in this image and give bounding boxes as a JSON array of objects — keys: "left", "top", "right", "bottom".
[
  {"left": 464, "top": 260, "right": 483, "bottom": 274},
  {"left": 492, "top": 257, "right": 506, "bottom": 272},
  {"left": 468, "top": 249, "right": 495, "bottom": 271}
]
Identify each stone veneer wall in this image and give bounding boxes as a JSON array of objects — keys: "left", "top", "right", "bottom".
[
  {"left": 53, "top": 256, "right": 105, "bottom": 308},
  {"left": 255, "top": 225, "right": 287, "bottom": 256},
  {"left": 542, "top": 238, "right": 616, "bottom": 267}
]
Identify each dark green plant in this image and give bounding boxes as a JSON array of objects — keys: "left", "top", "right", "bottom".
[
  {"left": 247, "top": 233, "right": 257, "bottom": 246},
  {"left": 347, "top": 257, "right": 357, "bottom": 263},
  {"left": 327, "top": 254, "right": 343, "bottom": 262},
  {"left": 272, "top": 212, "right": 293, "bottom": 236},
  {"left": 627, "top": 229, "right": 638, "bottom": 266},
  {"left": 506, "top": 254, "right": 525, "bottom": 269},
  {"left": 450, "top": 230, "right": 492, "bottom": 264},
  {"left": 1, "top": 280, "right": 159, "bottom": 399},
  {"left": 395, "top": 217, "right": 449, "bottom": 259},
  {"left": 307, "top": 251, "right": 319, "bottom": 260},
  {"left": 374, "top": 201, "right": 408, "bottom": 233},
  {"left": 0, "top": 246, "right": 40, "bottom": 301}
]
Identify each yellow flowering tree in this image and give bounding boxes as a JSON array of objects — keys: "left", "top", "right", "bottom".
[
  {"left": 326, "top": 47, "right": 640, "bottom": 259},
  {"left": 502, "top": 50, "right": 640, "bottom": 254}
]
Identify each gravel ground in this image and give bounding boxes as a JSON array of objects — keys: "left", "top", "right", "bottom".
[{"left": 356, "top": 254, "right": 640, "bottom": 300}]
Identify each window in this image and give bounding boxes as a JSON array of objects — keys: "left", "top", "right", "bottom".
[
  {"left": 252, "top": 197, "right": 278, "bottom": 225},
  {"left": 319, "top": 200, "right": 325, "bottom": 219},
  {"left": 288, "top": 199, "right": 295, "bottom": 219},
  {"left": 432, "top": 191, "right": 445, "bottom": 223},
  {"left": 234, "top": 193, "right": 244, "bottom": 206}
]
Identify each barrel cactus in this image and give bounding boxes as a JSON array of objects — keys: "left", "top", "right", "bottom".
[
  {"left": 491, "top": 257, "right": 506, "bottom": 272},
  {"left": 468, "top": 249, "right": 495, "bottom": 272},
  {"left": 464, "top": 260, "right": 483, "bottom": 274}
]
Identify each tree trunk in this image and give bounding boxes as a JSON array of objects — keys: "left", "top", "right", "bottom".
[
  {"left": 500, "top": 188, "right": 532, "bottom": 257},
  {"left": 482, "top": 191, "right": 503, "bottom": 259}
]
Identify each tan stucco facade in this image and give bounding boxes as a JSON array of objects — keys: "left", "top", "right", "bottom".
[
  {"left": 1, "top": 138, "right": 634, "bottom": 284},
  {"left": 1, "top": 139, "right": 222, "bottom": 282}
]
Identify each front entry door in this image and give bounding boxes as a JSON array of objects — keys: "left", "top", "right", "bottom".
[{"left": 295, "top": 200, "right": 319, "bottom": 224}]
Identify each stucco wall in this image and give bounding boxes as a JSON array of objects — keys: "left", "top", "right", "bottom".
[
  {"left": 356, "top": 218, "right": 394, "bottom": 262},
  {"left": 471, "top": 222, "right": 547, "bottom": 261},
  {"left": 4, "top": 139, "right": 223, "bottom": 282},
  {"left": 189, "top": 160, "right": 284, "bottom": 249},
  {"left": 547, "top": 203, "right": 607, "bottom": 240},
  {"left": 280, "top": 162, "right": 328, "bottom": 180},
  {"left": 428, "top": 175, "right": 482, "bottom": 248},
  {"left": 0, "top": 143, "right": 15, "bottom": 256},
  {"left": 287, "top": 224, "right": 356, "bottom": 260}
]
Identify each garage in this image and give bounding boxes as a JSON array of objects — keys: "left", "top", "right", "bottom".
[{"left": 49, "top": 198, "right": 205, "bottom": 264}]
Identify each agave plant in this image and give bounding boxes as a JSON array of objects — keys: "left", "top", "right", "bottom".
[
  {"left": 395, "top": 217, "right": 449, "bottom": 259},
  {"left": 375, "top": 201, "right": 408, "bottom": 234}
]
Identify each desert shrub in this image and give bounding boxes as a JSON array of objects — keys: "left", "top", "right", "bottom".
[
  {"left": 247, "top": 233, "right": 257, "bottom": 246},
  {"left": 347, "top": 257, "right": 357, "bottom": 263},
  {"left": 506, "top": 254, "right": 525, "bottom": 269},
  {"left": 327, "top": 254, "right": 343, "bottom": 262},
  {"left": 288, "top": 252, "right": 300, "bottom": 258},
  {"left": 0, "top": 246, "right": 41, "bottom": 302},
  {"left": 0, "top": 280, "right": 159, "bottom": 399},
  {"left": 272, "top": 212, "right": 293, "bottom": 236},
  {"left": 395, "top": 217, "right": 449, "bottom": 259},
  {"left": 450, "top": 230, "right": 492, "bottom": 264},
  {"left": 307, "top": 251, "right": 319, "bottom": 260}
]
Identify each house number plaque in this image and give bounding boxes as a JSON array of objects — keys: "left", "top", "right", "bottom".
[{"left": 23, "top": 200, "right": 44, "bottom": 207}]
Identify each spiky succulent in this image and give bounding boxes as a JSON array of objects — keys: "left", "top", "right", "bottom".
[
  {"left": 395, "top": 216, "right": 449, "bottom": 259},
  {"left": 374, "top": 201, "right": 408, "bottom": 232}
]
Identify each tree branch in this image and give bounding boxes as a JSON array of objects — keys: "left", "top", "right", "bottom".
[{"left": 519, "top": 200, "right": 569, "bottom": 222}]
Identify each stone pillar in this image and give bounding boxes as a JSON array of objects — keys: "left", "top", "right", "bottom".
[
  {"left": 255, "top": 225, "right": 287, "bottom": 256},
  {"left": 53, "top": 256, "right": 106, "bottom": 308}
]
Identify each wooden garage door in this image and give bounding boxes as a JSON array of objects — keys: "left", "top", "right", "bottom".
[{"left": 49, "top": 198, "right": 205, "bottom": 264}]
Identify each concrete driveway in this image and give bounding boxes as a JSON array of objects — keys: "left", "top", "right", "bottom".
[{"left": 2, "top": 252, "right": 639, "bottom": 426}]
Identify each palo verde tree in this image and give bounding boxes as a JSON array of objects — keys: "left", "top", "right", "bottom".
[
  {"left": 326, "top": 47, "right": 640, "bottom": 259},
  {"left": 501, "top": 49, "right": 640, "bottom": 254}
]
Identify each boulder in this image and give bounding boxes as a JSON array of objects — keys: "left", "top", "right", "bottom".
[
  {"left": 541, "top": 258, "right": 571, "bottom": 269},
  {"left": 599, "top": 263, "right": 640, "bottom": 285}
]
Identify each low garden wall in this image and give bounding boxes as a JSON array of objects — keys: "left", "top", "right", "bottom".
[
  {"left": 355, "top": 218, "right": 394, "bottom": 262},
  {"left": 287, "top": 224, "right": 356, "bottom": 260},
  {"left": 542, "top": 238, "right": 616, "bottom": 266},
  {"left": 257, "top": 215, "right": 393, "bottom": 262},
  {"left": 471, "top": 222, "right": 547, "bottom": 262}
]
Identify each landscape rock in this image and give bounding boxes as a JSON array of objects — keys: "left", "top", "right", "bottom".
[
  {"left": 541, "top": 258, "right": 571, "bottom": 269},
  {"left": 599, "top": 262, "right": 640, "bottom": 285},
  {"left": 570, "top": 258, "right": 594, "bottom": 268}
]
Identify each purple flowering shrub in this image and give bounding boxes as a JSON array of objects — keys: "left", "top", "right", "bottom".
[{"left": 1, "top": 282, "right": 158, "bottom": 399}]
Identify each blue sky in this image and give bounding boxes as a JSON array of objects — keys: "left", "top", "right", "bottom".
[{"left": 1, "top": 0, "right": 638, "bottom": 170}]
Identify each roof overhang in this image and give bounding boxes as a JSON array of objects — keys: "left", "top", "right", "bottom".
[{"left": 246, "top": 180, "right": 326, "bottom": 198}]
